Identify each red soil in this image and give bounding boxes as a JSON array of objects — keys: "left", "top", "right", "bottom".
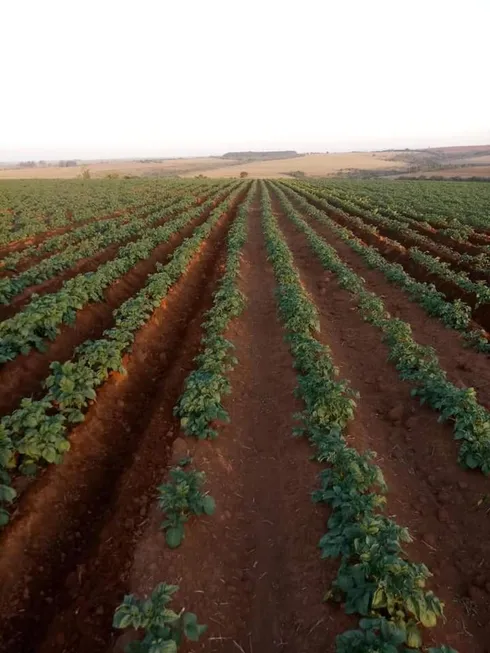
[
  {"left": 0, "top": 188, "right": 237, "bottom": 418},
  {"left": 0, "top": 183, "right": 489, "bottom": 653},
  {"left": 0, "top": 206, "right": 141, "bottom": 261},
  {"left": 0, "top": 189, "right": 244, "bottom": 653},
  {"left": 127, "top": 195, "right": 352, "bottom": 653},
  {"left": 301, "top": 190, "right": 490, "bottom": 285},
  {"left": 0, "top": 193, "right": 214, "bottom": 322},
  {"left": 270, "top": 186, "right": 490, "bottom": 652}
]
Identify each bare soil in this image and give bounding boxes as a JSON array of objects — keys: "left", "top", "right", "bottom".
[
  {"left": 0, "top": 187, "right": 244, "bottom": 653},
  {"left": 0, "top": 183, "right": 489, "bottom": 653},
  {"left": 0, "top": 187, "right": 236, "bottom": 418},
  {"left": 269, "top": 186, "right": 490, "bottom": 652}
]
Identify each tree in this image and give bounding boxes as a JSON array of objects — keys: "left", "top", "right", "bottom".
[{"left": 240, "top": 171, "right": 249, "bottom": 178}]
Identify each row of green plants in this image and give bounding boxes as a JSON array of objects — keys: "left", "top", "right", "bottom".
[
  {"left": 294, "top": 181, "right": 490, "bottom": 275},
  {"left": 272, "top": 184, "right": 490, "bottom": 475},
  {"left": 112, "top": 185, "right": 257, "bottom": 651},
  {"left": 115, "top": 463, "right": 216, "bottom": 648},
  {"left": 276, "top": 183, "right": 490, "bottom": 353},
  {"left": 175, "top": 181, "right": 256, "bottom": 438},
  {"left": 0, "top": 181, "right": 232, "bottom": 302},
  {"left": 0, "top": 182, "right": 248, "bottom": 526},
  {"left": 283, "top": 182, "right": 490, "bottom": 349},
  {"left": 0, "top": 198, "right": 193, "bottom": 304},
  {"left": 0, "top": 177, "right": 158, "bottom": 247},
  {"left": 313, "top": 180, "right": 485, "bottom": 246},
  {"left": 0, "top": 183, "right": 241, "bottom": 365},
  {"left": 260, "top": 182, "right": 454, "bottom": 652},
  {"left": 0, "top": 179, "right": 212, "bottom": 271},
  {"left": 321, "top": 183, "right": 490, "bottom": 265},
  {"left": 310, "top": 178, "right": 490, "bottom": 232}
]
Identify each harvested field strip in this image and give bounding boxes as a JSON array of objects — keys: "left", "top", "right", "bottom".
[
  {"left": 267, "top": 182, "right": 490, "bottom": 653},
  {"left": 277, "top": 183, "right": 490, "bottom": 356},
  {"left": 0, "top": 184, "right": 242, "bottom": 417},
  {"left": 270, "top": 183, "right": 490, "bottom": 475},
  {"left": 0, "top": 182, "right": 251, "bottom": 653}
]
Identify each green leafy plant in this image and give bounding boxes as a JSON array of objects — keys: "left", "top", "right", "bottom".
[
  {"left": 158, "top": 468, "right": 215, "bottom": 548},
  {"left": 175, "top": 182, "right": 255, "bottom": 438},
  {"left": 259, "top": 181, "right": 453, "bottom": 652},
  {"left": 113, "top": 582, "right": 206, "bottom": 652},
  {"left": 0, "top": 182, "right": 248, "bottom": 527},
  {"left": 272, "top": 182, "right": 490, "bottom": 476}
]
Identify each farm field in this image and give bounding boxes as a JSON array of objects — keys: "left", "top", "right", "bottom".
[
  {"left": 1, "top": 177, "right": 490, "bottom": 653},
  {"left": 0, "top": 158, "right": 236, "bottom": 180},
  {"left": 182, "top": 152, "right": 407, "bottom": 179}
]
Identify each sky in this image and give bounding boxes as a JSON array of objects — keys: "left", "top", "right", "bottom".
[{"left": 1, "top": 0, "right": 489, "bottom": 161}]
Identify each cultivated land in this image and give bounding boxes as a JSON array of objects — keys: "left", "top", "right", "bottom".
[
  {"left": 0, "top": 158, "right": 236, "bottom": 180},
  {"left": 0, "top": 152, "right": 405, "bottom": 180},
  {"left": 1, "top": 177, "right": 490, "bottom": 652},
  {"left": 182, "top": 152, "right": 406, "bottom": 178}
]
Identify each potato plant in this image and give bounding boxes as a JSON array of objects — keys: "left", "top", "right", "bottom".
[
  {"left": 158, "top": 467, "right": 215, "bottom": 548},
  {"left": 0, "top": 184, "right": 248, "bottom": 525},
  {"left": 113, "top": 582, "right": 206, "bottom": 652},
  {"left": 260, "top": 182, "right": 452, "bottom": 652},
  {"left": 273, "top": 185, "right": 490, "bottom": 475}
]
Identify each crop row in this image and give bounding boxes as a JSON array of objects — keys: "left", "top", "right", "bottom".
[
  {"left": 114, "top": 183, "right": 259, "bottom": 649},
  {"left": 175, "top": 182, "right": 256, "bottom": 438},
  {"left": 0, "top": 182, "right": 234, "bottom": 304},
  {"left": 0, "top": 182, "right": 249, "bottom": 526},
  {"left": 0, "top": 197, "right": 189, "bottom": 304},
  {"left": 0, "top": 179, "right": 216, "bottom": 271},
  {"left": 319, "top": 183, "right": 490, "bottom": 265},
  {"left": 0, "top": 178, "right": 157, "bottom": 246},
  {"left": 314, "top": 178, "right": 490, "bottom": 232},
  {"left": 319, "top": 181, "right": 483, "bottom": 243},
  {"left": 294, "top": 181, "right": 490, "bottom": 276},
  {"left": 0, "top": 182, "right": 241, "bottom": 364},
  {"left": 260, "top": 182, "right": 453, "bottom": 653},
  {"left": 271, "top": 184, "right": 490, "bottom": 475},
  {"left": 276, "top": 182, "right": 490, "bottom": 353},
  {"left": 284, "top": 182, "right": 490, "bottom": 346}
]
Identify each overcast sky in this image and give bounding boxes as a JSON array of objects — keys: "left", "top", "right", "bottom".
[{"left": 1, "top": 0, "right": 489, "bottom": 161}]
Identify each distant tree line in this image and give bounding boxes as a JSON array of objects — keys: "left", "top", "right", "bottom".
[{"left": 222, "top": 151, "right": 299, "bottom": 160}]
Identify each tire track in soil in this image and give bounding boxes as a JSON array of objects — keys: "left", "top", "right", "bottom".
[
  {"left": 0, "top": 186, "right": 249, "bottom": 653},
  {"left": 123, "top": 194, "right": 353, "bottom": 653},
  {"left": 269, "top": 185, "right": 490, "bottom": 653},
  {"left": 296, "top": 188, "right": 490, "bottom": 285},
  {"left": 0, "top": 196, "right": 196, "bottom": 322},
  {"left": 0, "top": 188, "right": 234, "bottom": 418},
  {"left": 289, "top": 187, "right": 490, "bottom": 335},
  {"left": 283, "top": 189, "right": 490, "bottom": 410}
]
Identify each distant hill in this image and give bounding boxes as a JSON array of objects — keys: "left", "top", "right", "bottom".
[{"left": 221, "top": 151, "right": 299, "bottom": 160}]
